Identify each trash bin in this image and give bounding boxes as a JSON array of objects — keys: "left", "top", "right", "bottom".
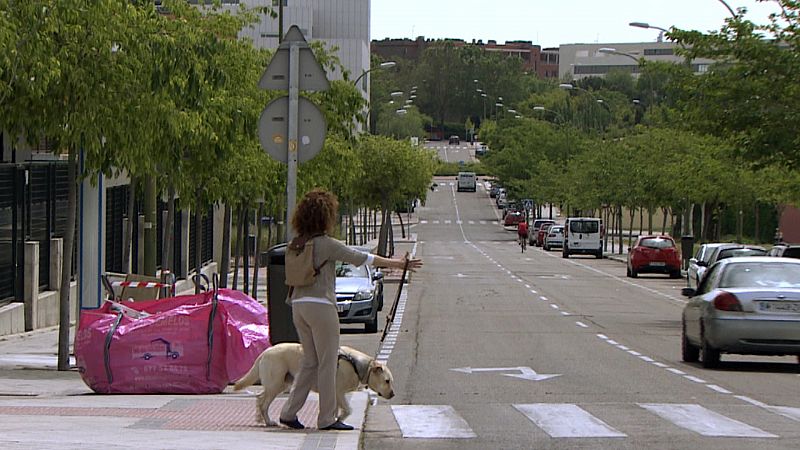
[
  {"left": 680, "top": 235, "right": 695, "bottom": 270},
  {"left": 266, "top": 243, "right": 299, "bottom": 345}
]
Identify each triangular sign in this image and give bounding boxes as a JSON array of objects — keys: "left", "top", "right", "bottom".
[{"left": 259, "top": 25, "right": 330, "bottom": 92}]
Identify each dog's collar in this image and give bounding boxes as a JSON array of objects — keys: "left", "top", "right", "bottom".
[{"left": 338, "top": 351, "right": 371, "bottom": 385}]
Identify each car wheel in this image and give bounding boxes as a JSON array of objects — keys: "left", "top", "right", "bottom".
[
  {"left": 681, "top": 321, "right": 700, "bottom": 363},
  {"left": 626, "top": 265, "right": 632, "bottom": 278},
  {"left": 701, "top": 333, "right": 721, "bottom": 368},
  {"left": 364, "top": 313, "right": 378, "bottom": 333},
  {"left": 562, "top": 248, "right": 569, "bottom": 258},
  {"left": 595, "top": 250, "right": 603, "bottom": 259},
  {"left": 630, "top": 267, "right": 638, "bottom": 278},
  {"left": 543, "top": 244, "right": 549, "bottom": 251}
]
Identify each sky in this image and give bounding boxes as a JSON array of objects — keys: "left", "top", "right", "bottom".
[{"left": 371, "top": 0, "right": 782, "bottom": 48}]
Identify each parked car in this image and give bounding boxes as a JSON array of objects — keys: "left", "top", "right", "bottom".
[
  {"left": 536, "top": 222, "right": 555, "bottom": 247},
  {"left": 504, "top": 210, "right": 524, "bottom": 227},
  {"left": 687, "top": 243, "right": 732, "bottom": 289},
  {"left": 489, "top": 184, "right": 501, "bottom": 198},
  {"left": 626, "top": 235, "right": 682, "bottom": 278},
  {"left": 681, "top": 256, "right": 800, "bottom": 368},
  {"left": 449, "top": 135, "right": 460, "bottom": 145},
  {"left": 335, "top": 249, "right": 384, "bottom": 333},
  {"left": 529, "top": 219, "right": 556, "bottom": 246},
  {"left": 767, "top": 244, "right": 800, "bottom": 259},
  {"left": 562, "top": 217, "right": 604, "bottom": 259},
  {"left": 689, "top": 244, "right": 767, "bottom": 288},
  {"left": 543, "top": 225, "right": 565, "bottom": 250}
]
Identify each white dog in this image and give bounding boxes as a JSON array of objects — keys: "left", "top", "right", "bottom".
[{"left": 233, "top": 343, "right": 395, "bottom": 426}]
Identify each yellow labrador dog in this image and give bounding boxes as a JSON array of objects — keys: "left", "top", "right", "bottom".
[{"left": 233, "top": 343, "right": 395, "bottom": 426}]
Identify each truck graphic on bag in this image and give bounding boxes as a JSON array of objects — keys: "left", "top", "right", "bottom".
[{"left": 133, "top": 338, "right": 182, "bottom": 360}]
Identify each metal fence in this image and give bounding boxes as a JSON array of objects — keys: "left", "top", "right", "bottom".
[{"left": 0, "top": 162, "right": 72, "bottom": 303}]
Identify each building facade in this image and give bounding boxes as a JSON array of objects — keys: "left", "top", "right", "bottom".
[
  {"left": 558, "top": 42, "right": 714, "bottom": 80},
  {"left": 371, "top": 37, "right": 560, "bottom": 79}
]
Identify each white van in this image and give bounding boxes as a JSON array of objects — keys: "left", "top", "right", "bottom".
[
  {"left": 457, "top": 172, "right": 477, "bottom": 192},
  {"left": 562, "top": 217, "right": 603, "bottom": 259}
]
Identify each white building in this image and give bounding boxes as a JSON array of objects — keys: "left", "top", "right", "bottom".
[
  {"left": 558, "top": 42, "right": 715, "bottom": 80},
  {"left": 222, "top": 0, "right": 371, "bottom": 98}
]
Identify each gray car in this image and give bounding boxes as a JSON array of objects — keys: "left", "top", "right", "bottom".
[
  {"left": 335, "top": 255, "right": 384, "bottom": 333},
  {"left": 681, "top": 256, "right": 800, "bottom": 368},
  {"left": 687, "top": 243, "right": 766, "bottom": 289}
]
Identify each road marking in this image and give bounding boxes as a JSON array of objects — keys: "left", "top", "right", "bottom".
[
  {"left": 575, "top": 321, "right": 589, "bottom": 328},
  {"left": 666, "top": 368, "right": 686, "bottom": 375},
  {"left": 514, "top": 403, "right": 626, "bottom": 438},
  {"left": 706, "top": 384, "right": 732, "bottom": 394},
  {"left": 445, "top": 220, "right": 452, "bottom": 224},
  {"left": 684, "top": 375, "right": 706, "bottom": 384},
  {"left": 433, "top": 220, "right": 440, "bottom": 224},
  {"left": 539, "top": 296, "right": 548, "bottom": 301},
  {"left": 391, "top": 405, "right": 476, "bottom": 438},
  {"left": 451, "top": 366, "right": 560, "bottom": 381},
  {"left": 639, "top": 404, "right": 777, "bottom": 438},
  {"left": 550, "top": 304, "right": 559, "bottom": 309},
  {"left": 420, "top": 220, "right": 428, "bottom": 224}
]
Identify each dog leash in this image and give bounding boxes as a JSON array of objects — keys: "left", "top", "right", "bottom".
[{"left": 379, "top": 253, "right": 410, "bottom": 344}]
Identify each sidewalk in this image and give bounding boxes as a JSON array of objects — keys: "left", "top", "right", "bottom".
[
  {"left": 0, "top": 230, "right": 418, "bottom": 449},
  {"left": 0, "top": 325, "right": 367, "bottom": 450}
]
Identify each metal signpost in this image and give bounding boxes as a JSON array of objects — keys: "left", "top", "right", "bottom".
[{"left": 258, "top": 25, "right": 329, "bottom": 241}]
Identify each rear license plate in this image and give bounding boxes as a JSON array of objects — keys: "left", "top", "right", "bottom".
[
  {"left": 759, "top": 301, "right": 800, "bottom": 313},
  {"left": 336, "top": 304, "right": 345, "bottom": 313},
  {"left": 650, "top": 262, "right": 666, "bottom": 267}
]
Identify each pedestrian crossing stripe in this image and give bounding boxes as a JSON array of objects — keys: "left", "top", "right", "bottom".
[
  {"left": 392, "top": 403, "right": 786, "bottom": 440},
  {"left": 639, "top": 403, "right": 776, "bottom": 438},
  {"left": 514, "top": 403, "right": 626, "bottom": 438},
  {"left": 391, "top": 405, "right": 476, "bottom": 438}
]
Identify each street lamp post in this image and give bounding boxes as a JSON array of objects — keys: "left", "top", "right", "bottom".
[
  {"left": 628, "top": 22, "right": 669, "bottom": 42},
  {"left": 353, "top": 61, "right": 396, "bottom": 92}
]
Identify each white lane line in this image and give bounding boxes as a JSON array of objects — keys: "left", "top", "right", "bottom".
[
  {"left": 639, "top": 404, "right": 777, "bottom": 438},
  {"left": 575, "top": 321, "right": 589, "bottom": 328},
  {"left": 597, "top": 334, "right": 609, "bottom": 340},
  {"left": 433, "top": 220, "right": 440, "bottom": 224},
  {"left": 514, "top": 403, "right": 626, "bottom": 438},
  {"left": 560, "top": 311, "right": 571, "bottom": 316},
  {"left": 617, "top": 345, "right": 630, "bottom": 351},
  {"left": 607, "top": 340, "right": 619, "bottom": 345},
  {"left": 652, "top": 362, "right": 669, "bottom": 368},
  {"left": 684, "top": 375, "right": 706, "bottom": 384},
  {"left": 550, "top": 304, "right": 559, "bottom": 310},
  {"left": 736, "top": 395, "right": 800, "bottom": 423},
  {"left": 639, "top": 356, "right": 655, "bottom": 362},
  {"left": 707, "top": 385, "right": 732, "bottom": 394},
  {"left": 627, "top": 350, "right": 642, "bottom": 356},
  {"left": 530, "top": 289, "right": 537, "bottom": 294},
  {"left": 445, "top": 220, "right": 452, "bottom": 224},
  {"left": 524, "top": 284, "right": 530, "bottom": 289},
  {"left": 666, "top": 368, "right": 686, "bottom": 375},
  {"left": 539, "top": 296, "right": 548, "bottom": 301},
  {"left": 420, "top": 220, "right": 428, "bottom": 224},
  {"left": 392, "top": 405, "right": 476, "bottom": 438}
]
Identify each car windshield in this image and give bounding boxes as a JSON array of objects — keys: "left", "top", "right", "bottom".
[
  {"left": 719, "top": 262, "right": 800, "bottom": 288},
  {"left": 335, "top": 262, "right": 368, "bottom": 278},
  {"left": 717, "top": 248, "right": 766, "bottom": 261},
  {"left": 569, "top": 220, "right": 599, "bottom": 233},
  {"left": 550, "top": 227, "right": 563, "bottom": 234},
  {"left": 640, "top": 238, "right": 674, "bottom": 249}
]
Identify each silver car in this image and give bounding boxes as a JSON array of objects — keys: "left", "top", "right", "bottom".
[
  {"left": 335, "top": 256, "right": 384, "bottom": 333},
  {"left": 543, "top": 225, "right": 564, "bottom": 250},
  {"left": 681, "top": 256, "right": 800, "bottom": 368},
  {"left": 687, "top": 243, "right": 766, "bottom": 289}
]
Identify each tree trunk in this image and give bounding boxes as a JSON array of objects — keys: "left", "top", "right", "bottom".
[
  {"left": 57, "top": 146, "right": 77, "bottom": 371},
  {"left": 647, "top": 207, "right": 653, "bottom": 234},
  {"left": 243, "top": 207, "right": 250, "bottom": 295},
  {"left": 232, "top": 205, "right": 244, "bottom": 290},
  {"left": 396, "top": 211, "right": 406, "bottom": 239},
  {"left": 617, "top": 206, "right": 623, "bottom": 254},
  {"left": 163, "top": 184, "right": 175, "bottom": 275},
  {"left": 378, "top": 200, "right": 391, "bottom": 256},
  {"left": 754, "top": 203, "right": 760, "bottom": 244},
  {"left": 628, "top": 207, "right": 636, "bottom": 248},
  {"left": 348, "top": 200, "right": 356, "bottom": 245},
  {"left": 638, "top": 207, "right": 644, "bottom": 236},
  {"left": 194, "top": 198, "right": 203, "bottom": 295},
  {"left": 122, "top": 177, "right": 136, "bottom": 273},
  {"left": 661, "top": 207, "right": 668, "bottom": 234},
  {"left": 609, "top": 206, "right": 615, "bottom": 253},
  {"left": 700, "top": 201, "right": 707, "bottom": 243},
  {"left": 143, "top": 177, "right": 158, "bottom": 276},
  {"left": 220, "top": 204, "right": 232, "bottom": 288},
  {"left": 252, "top": 202, "right": 264, "bottom": 299},
  {"left": 736, "top": 206, "right": 744, "bottom": 243}
]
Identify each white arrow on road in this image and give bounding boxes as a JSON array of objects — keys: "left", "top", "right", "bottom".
[{"left": 451, "top": 366, "right": 560, "bottom": 381}]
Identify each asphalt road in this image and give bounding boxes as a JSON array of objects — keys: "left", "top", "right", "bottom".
[
  {"left": 359, "top": 177, "right": 800, "bottom": 449},
  {"left": 425, "top": 140, "right": 476, "bottom": 164}
]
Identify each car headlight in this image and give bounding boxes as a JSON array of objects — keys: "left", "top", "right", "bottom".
[{"left": 353, "top": 289, "right": 373, "bottom": 301}]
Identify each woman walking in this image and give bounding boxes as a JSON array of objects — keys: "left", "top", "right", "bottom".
[{"left": 279, "top": 188, "right": 422, "bottom": 431}]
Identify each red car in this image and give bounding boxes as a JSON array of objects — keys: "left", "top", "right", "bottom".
[
  {"left": 536, "top": 223, "right": 555, "bottom": 247},
  {"left": 627, "top": 235, "right": 682, "bottom": 278},
  {"left": 504, "top": 211, "right": 524, "bottom": 227}
]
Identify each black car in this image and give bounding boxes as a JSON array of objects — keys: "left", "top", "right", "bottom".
[{"left": 448, "top": 135, "right": 460, "bottom": 145}]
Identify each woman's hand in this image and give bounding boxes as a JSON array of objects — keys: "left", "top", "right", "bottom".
[{"left": 398, "top": 252, "right": 423, "bottom": 272}]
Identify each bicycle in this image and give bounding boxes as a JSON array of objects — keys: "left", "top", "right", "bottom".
[{"left": 519, "top": 234, "right": 527, "bottom": 253}]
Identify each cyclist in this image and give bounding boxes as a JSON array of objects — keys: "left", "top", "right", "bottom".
[{"left": 517, "top": 220, "right": 529, "bottom": 252}]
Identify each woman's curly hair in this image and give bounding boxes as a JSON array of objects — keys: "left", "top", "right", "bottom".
[{"left": 292, "top": 188, "right": 339, "bottom": 236}]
